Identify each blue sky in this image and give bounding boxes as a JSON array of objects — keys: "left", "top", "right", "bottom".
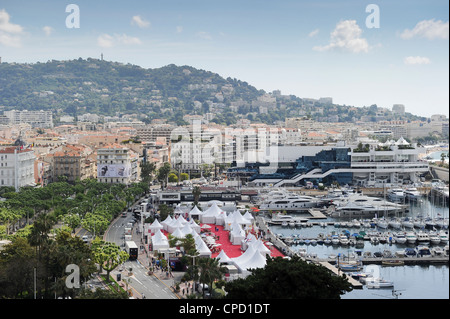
[{"left": 0, "top": 0, "right": 448, "bottom": 117}]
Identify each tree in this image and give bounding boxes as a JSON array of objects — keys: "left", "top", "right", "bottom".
[
  {"left": 91, "top": 239, "right": 128, "bottom": 282},
  {"left": 168, "top": 173, "right": 178, "bottom": 183},
  {"left": 157, "top": 162, "right": 172, "bottom": 188},
  {"left": 140, "top": 162, "right": 156, "bottom": 184},
  {"left": 192, "top": 186, "right": 202, "bottom": 207},
  {"left": 197, "top": 257, "right": 226, "bottom": 298},
  {"left": 224, "top": 256, "right": 352, "bottom": 299}
]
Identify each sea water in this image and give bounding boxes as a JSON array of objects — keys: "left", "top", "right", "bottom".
[{"left": 268, "top": 198, "right": 449, "bottom": 299}]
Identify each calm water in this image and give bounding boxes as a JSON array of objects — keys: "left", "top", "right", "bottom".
[{"left": 268, "top": 198, "right": 449, "bottom": 299}]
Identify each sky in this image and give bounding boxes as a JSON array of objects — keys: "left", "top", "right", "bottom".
[{"left": 0, "top": 0, "right": 448, "bottom": 118}]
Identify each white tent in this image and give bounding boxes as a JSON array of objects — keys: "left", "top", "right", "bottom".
[
  {"left": 180, "top": 223, "right": 195, "bottom": 237},
  {"left": 232, "top": 210, "right": 252, "bottom": 226},
  {"left": 148, "top": 219, "right": 163, "bottom": 234},
  {"left": 232, "top": 245, "right": 256, "bottom": 266},
  {"left": 215, "top": 211, "right": 227, "bottom": 226},
  {"left": 161, "top": 216, "right": 173, "bottom": 231},
  {"left": 250, "top": 239, "right": 271, "bottom": 257},
  {"left": 238, "top": 249, "right": 267, "bottom": 271},
  {"left": 216, "top": 250, "right": 233, "bottom": 264},
  {"left": 201, "top": 202, "right": 223, "bottom": 224},
  {"left": 189, "top": 205, "right": 203, "bottom": 220},
  {"left": 171, "top": 227, "right": 185, "bottom": 239},
  {"left": 195, "top": 237, "right": 212, "bottom": 257},
  {"left": 168, "top": 218, "right": 184, "bottom": 234},
  {"left": 229, "top": 223, "right": 245, "bottom": 245},
  {"left": 188, "top": 219, "right": 201, "bottom": 233},
  {"left": 151, "top": 229, "right": 169, "bottom": 251},
  {"left": 243, "top": 211, "right": 254, "bottom": 221}
]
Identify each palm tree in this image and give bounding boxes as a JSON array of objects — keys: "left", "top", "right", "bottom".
[
  {"left": 197, "top": 257, "right": 226, "bottom": 298},
  {"left": 192, "top": 186, "right": 201, "bottom": 207}
]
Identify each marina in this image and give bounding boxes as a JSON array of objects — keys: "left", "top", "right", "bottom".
[{"left": 257, "top": 187, "right": 449, "bottom": 298}]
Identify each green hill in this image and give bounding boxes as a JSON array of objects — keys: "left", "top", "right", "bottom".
[{"left": 0, "top": 58, "right": 425, "bottom": 125}]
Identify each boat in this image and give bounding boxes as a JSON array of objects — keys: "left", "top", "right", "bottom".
[
  {"left": 413, "top": 218, "right": 425, "bottom": 229},
  {"left": 271, "top": 213, "right": 294, "bottom": 224},
  {"left": 382, "top": 260, "right": 405, "bottom": 266},
  {"left": 431, "top": 246, "right": 445, "bottom": 257},
  {"left": 370, "top": 235, "right": 380, "bottom": 245},
  {"left": 331, "top": 235, "right": 340, "bottom": 245},
  {"left": 288, "top": 221, "right": 295, "bottom": 228},
  {"left": 339, "top": 234, "right": 349, "bottom": 245},
  {"left": 281, "top": 221, "right": 288, "bottom": 227},
  {"left": 417, "top": 245, "right": 432, "bottom": 257},
  {"left": 405, "top": 248, "right": 417, "bottom": 257},
  {"left": 429, "top": 232, "right": 441, "bottom": 245},
  {"left": 395, "top": 250, "right": 407, "bottom": 258},
  {"left": 366, "top": 277, "right": 394, "bottom": 289},
  {"left": 330, "top": 193, "right": 407, "bottom": 218},
  {"left": 393, "top": 232, "right": 407, "bottom": 244},
  {"left": 401, "top": 217, "right": 414, "bottom": 229},
  {"left": 405, "top": 231, "right": 417, "bottom": 244},
  {"left": 417, "top": 231, "right": 430, "bottom": 243},
  {"left": 388, "top": 218, "right": 402, "bottom": 229},
  {"left": 388, "top": 187, "right": 405, "bottom": 202},
  {"left": 404, "top": 187, "right": 422, "bottom": 201},
  {"left": 438, "top": 230, "right": 449, "bottom": 244},
  {"left": 425, "top": 218, "right": 437, "bottom": 230},
  {"left": 259, "top": 190, "right": 325, "bottom": 211},
  {"left": 376, "top": 218, "right": 389, "bottom": 229}
]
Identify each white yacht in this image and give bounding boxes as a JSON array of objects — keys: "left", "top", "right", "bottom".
[
  {"left": 388, "top": 188, "right": 405, "bottom": 202},
  {"left": 438, "top": 230, "right": 449, "bottom": 244},
  {"left": 393, "top": 232, "right": 407, "bottom": 244},
  {"left": 376, "top": 218, "right": 389, "bottom": 229},
  {"left": 388, "top": 218, "right": 402, "bottom": 229},
  {"left": 429, "top": 232, "right": 441, "bottom": 245},
  {"left": 405, "top": 231, "right": 417, "bottom": 244},
  {"left": 330, "top": 193, "right": 407, "bottom": 218},
  {"left": 259, "top": 190, "right": 324, "bottom": 211},
  {"left": 401, "top": 217, "right": 414, "bottom": 229},
  {"left": 404, "top": 187, "right": 422, "bottom": 201},
  {"left": 417, "top": 231, "right": 430, "bottom": 243}
]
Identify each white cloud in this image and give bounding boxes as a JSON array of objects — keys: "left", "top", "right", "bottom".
[
  {"left": 313, "top": 20, "right": 369, "bottom": 53},
  {"left": 400, "top": 19, "right": 449, "bottom": 40},
  {"left": 0, "top": 9, "right": 23, "bottom": 47},
  {"left": 196, "top": 31, "right": 212, "bottom": 40},
  {"left": 404, "top": 56, "right": 431, "bottom": 65},
  {"left": 43, "top": 26, "right": 54, "bottom": 36},
  {"left": 308, "top": 29, "right": 319, "bottom": 38},
  {"left": 97, "top": 33, "right": 142, "bottom": 48},
  {"left": 176, "top": 26, "right": 183, "bottom": 33},
  {"left": 131, "top": 15, "right": 150, "bottom": 28}
]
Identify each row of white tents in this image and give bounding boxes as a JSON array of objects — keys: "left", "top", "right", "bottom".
[
  {"left": 147, "top": 202, "right": 272, "bottom": 273},
  {"left": 216, "top": 234, "right": 271, "bottom": 273}
]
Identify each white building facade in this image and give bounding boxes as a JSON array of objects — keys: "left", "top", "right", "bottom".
[{"left": 0, "top": 147, "right": 36, "bottom": 191}]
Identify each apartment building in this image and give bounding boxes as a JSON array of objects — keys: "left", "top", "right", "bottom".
[
  {"left": 50, "top": 144, "right": 96, "bottom": 183},
  {"left": 0, "top": 146, "right": 36, "bottom": 191},
  {"left": 96, "top": 143, "right": 138, "bottom": 184},
  {"left": 3, "top": 110, "right": 53, "bottom": 128}
]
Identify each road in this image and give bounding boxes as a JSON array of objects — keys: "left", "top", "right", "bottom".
[{"left": 103, "top": 207, "right": 178, "bottom": 299}]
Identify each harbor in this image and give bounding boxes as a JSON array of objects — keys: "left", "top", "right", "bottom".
[{"left": 254, "top": 185, "right": 449, "bottom": 296}]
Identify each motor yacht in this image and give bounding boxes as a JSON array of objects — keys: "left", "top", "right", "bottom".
[
  {"left": 401, "top": 217, "right": 414, "bottom": 229},
  {"left": 404, "top": 187, "right": 422, "bottom": 201},
  {"left": 393, "top": 232, "right": 407, "bottom": 244},
  {"left": 388, "top": 218, "right": 402, "bottom": 229},
  {"left": 388, "top": 188, "right": 405, "bottom": 202},
  {"left": 438, "top": 230, "right": 448, "bottom": 244},
  {"left": 417, "top": 245, "right": 432, "bottom": 257},
  {"left": 416, "top": 231, "right": 430, "bottom": 243},
  {"left": 330, "top": 193, "right": 407, "bottom": 218},
  {"left": 259, "top": 190, "right": 324, "bottom": 211},
  {"left": 405, "top": 231, "right": 417, "bottom": 244},
  {"left": 429, "top": 232, "right": 441, "bottom": 245}
]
